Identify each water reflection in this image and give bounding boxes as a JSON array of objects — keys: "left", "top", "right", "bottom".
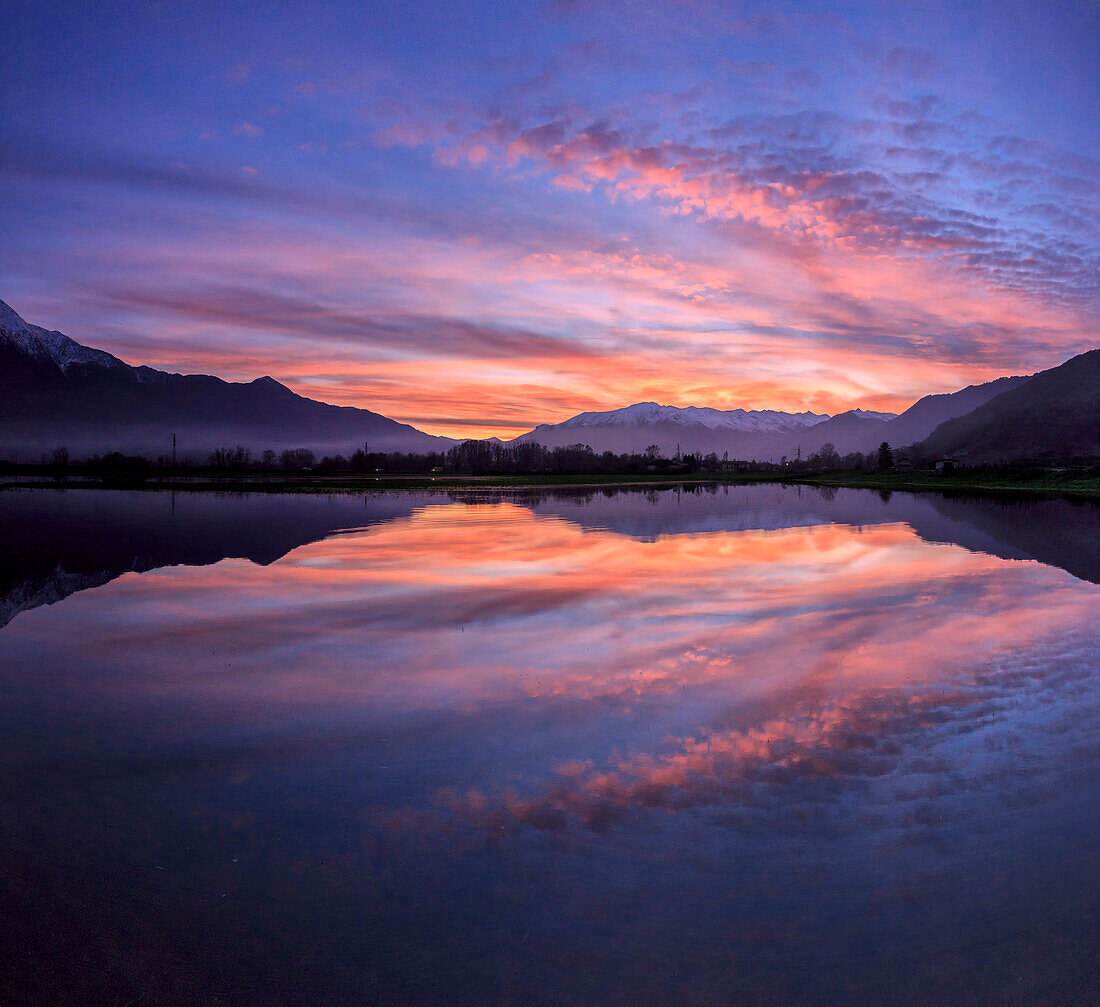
[
  {"left": 2, "top": 485, "right": 1098, "bottom": 631},
  {"left": 0, "top": 489, "right": 426, "bottom": 627},
  {"left": 0, "top": 486, "right": 1097, "bottom": 1005}
]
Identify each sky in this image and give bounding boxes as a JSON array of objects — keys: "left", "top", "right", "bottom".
[{"left": 1, "top": 0, "right": 1097, "bottom": 438}]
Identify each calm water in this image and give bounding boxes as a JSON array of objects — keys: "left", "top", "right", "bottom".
[{"left": 1, "top": 485, "right": 1097, "bottom": 1006}]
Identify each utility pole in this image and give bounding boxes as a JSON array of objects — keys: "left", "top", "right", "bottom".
[{"left": 172, "top": 433, "right": 177, "bottom": 467}]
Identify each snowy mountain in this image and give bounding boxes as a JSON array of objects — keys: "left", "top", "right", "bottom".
[
  {"left": 8, "top": 298, "right": 1085, "bottom": 465},
  {"left": 511, "top": 400, "right": 898, "bottom": 458},
  {"left": 511, "top": 372, "right": 1088, "bottom": 461},
  {"left": 0, "top": 300, "right": 130, "bottom": 373},
  {"left": 549, "top": 402, "right": 831, "bottom": 433},
  {"left": 0, "top": 300, "right": 456, "bottom": 459}
]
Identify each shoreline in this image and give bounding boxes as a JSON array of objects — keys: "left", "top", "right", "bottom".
[{"left": 3, "top": 468, "right": 1099, "bottom": 500}]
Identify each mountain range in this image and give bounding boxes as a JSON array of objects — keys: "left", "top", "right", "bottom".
[
  {"left": 512, "top": 376, "right": 1035, "bottom": 460},
  {"left": 0, "top": 300, "right": 452, "bottom": 459},
  {"left": 1, "top": 300, "right": 1096, "bottom": 463}
]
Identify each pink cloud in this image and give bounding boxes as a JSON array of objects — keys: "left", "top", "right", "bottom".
[{"left": 551, "top": 174, "right": 591, "bottom": 192}]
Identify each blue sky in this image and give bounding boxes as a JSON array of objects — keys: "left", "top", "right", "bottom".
[{"left": 2, "top": 0, "right": 1096, "bottom": 434}]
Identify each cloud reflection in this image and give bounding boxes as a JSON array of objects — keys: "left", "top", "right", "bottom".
[
  {"left": 439, "top": 639, "right": 1099, "bottom": 835},
  {"left": 5, "top": 496, "right": 1094, "bottom": 830}
]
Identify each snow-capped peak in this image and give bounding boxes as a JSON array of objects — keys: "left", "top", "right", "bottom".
[
  {"left": 0, "top": 300, "right": 128, "bottom": 373},
  {"left": 844, "top": 408, "right": 899, "bottom": 422},
  {"left": 552, "top": 401, "right": 830, "bottom": 433}
]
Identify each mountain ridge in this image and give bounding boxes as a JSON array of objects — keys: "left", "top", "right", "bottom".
[
  {"left": 3, "top": 300, "right": 1094, "bottom": 463},
  {"left": 509, "top": 373, "right": 1034, "bottom": 460},
  {"left": 534, "top": 401, "right": 835, "bottom": 434},
  {"left": 921, "top": 349, "right": 1100, "bottom": 461},
  {"left": 0, "top": 299, "right": 131, "bottom": 374},
  {"left": 0, "top": 300, "right": 456, "bottom": 459}
]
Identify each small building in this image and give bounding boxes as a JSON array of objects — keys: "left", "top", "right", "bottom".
[
  {"left": 934, "top": 458, "right": 958, "bottom": 472},
  {"left": 895, "top": 458, "right": 914, "bottom": 471}
]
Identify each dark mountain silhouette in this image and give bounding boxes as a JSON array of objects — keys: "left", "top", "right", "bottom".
[
  {"left": 881, "top": 374, "right": 1032, "bottom": 449},
  {"left": 0, "top": 489, "right": 430, "bottom": 628},
  {"left": 4, "top": 300, "right": 1094, "bottom": 464},
  {"left": 921, "top": 349, "right": 1100, "bottom": 461},
  {"left": 0, "top": 301, "right": 455, "bottom": 460}
]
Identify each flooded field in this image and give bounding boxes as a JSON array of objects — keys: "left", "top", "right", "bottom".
[{"left": 1, "top": 485, "right": 1097, "bottom": 1005}]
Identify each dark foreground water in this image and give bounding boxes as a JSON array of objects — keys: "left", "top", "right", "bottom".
[{"left": 1, "top": 485, "right": 1097, "bottom": 1006}]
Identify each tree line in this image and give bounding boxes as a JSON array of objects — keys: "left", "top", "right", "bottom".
[{"left": 3, "top": 438, "right": 933, "bottom": 476}]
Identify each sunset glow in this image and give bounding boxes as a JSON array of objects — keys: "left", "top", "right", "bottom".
[{"left": 2, "top": 2, "right": 1097, "bottom": 437}]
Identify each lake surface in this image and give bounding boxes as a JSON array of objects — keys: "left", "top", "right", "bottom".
[{"left": 1, "top": 485, "right": 1097, "bottom": 1005}]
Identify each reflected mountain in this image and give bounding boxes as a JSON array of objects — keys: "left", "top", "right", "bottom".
[
  {"left": 1, "top": 484, "right": 1097, "bottom": 628},
  {"left": 515, "top": 484, "right": 1100, "bottom": 584},
  {"left": 0, "top": 490, "right": 426, "bottom": 628}
]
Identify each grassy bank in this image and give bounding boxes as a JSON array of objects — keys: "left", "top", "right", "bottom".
[
  {"left": 3, "top": 465, "right": 1099, "bottom": 499},
  {"left": 777, "top": 467, "right": 1100, "bottom": 498}
]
